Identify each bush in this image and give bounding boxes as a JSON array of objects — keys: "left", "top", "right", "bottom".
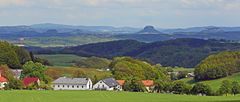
[
  {"left": 191, "top": 83, "right": 212, "bottom": 96},
  {"left": 172, "top": 81, "right": 192, "bottom": 94}
]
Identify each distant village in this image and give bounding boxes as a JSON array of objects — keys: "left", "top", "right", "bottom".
[
  {"left": 0, "top": 69, "right": 154, "bottom": 92},
  {"left": 0, "top": 68, "right": 194, "bottom": 92}
]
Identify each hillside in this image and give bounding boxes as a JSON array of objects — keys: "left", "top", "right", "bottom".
[
  {"left": 56, "top": 38, "right": 240, "bottom": 68},
  {"left": 63, "top": 40, "right": 146, "bottom": 58},
  {"left": 181, "top": 72, "right": 240, "bottom": 91},
  {"left": 194, "top": 51, "right": 240, "bottom": 81}
]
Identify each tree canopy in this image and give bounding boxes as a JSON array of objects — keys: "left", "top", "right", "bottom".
[
  {"left": 0, "top": 41, "right": 31, "bottom": 69},
  {"left": 110, "top": 57, "right": 168, "bottom": 80},
  {"left": 194, "top": 51, "right": 240, "bottom": 81}
]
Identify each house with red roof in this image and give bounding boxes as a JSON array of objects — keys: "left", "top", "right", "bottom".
[
  {"left": 141, "top": 80, "right": 154, "bottom": 92},
  {"left": 0, "top": 72, "right": 8, "bottom": 89},
  {"left": 23, "top": 77, "right": 40, "bottom": 87},
  {"left": 116, "top": 80, "right": 125, "bottom": 91}
]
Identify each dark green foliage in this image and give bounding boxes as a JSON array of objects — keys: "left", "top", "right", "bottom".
[
  {"left": 0, "top": 41, "right": 22, "bottom": 69},
  {"left": 34, "top": 57, "right": 52, "bottom": 66},
  {"left": 123, "top": 77, "right": 146, "bottom": 92},
  {"left": 172, "top": 81, "right": 192, "bottom": 94},
  {"left": 64, "top": 40, "right": 145, "bottom": 58},
  {"left": 154, "top": 80, "right": 172, "bottom": 93},
  {"left": 14, "top": 47, "right": 31, "bottom": 65},
  {"left": 231, "top": 81, "right": 240, "bottom": 95},
  {"left": 74, "top": 57, "right": 111, "bottom": 69},
  {"left": 219, "top": 80, "right": 232, "bottom": 96},
  {"left": 111, "top": 57, "right": 168, "bottom": 80},
  {"left": 194, "top": 51, "right": 240, "bottom": 81},
  {"left": 191, "top": 83, "right": 212, "bottom": 96},
  {"left": 177, "top": 71, "right": 188, "bottom": 79},
  {"left": 0, "top": 41, "right": 32, "bottom": 69},
  {"left": 55, "top": 38, "right": 240, "bottom": 68}
]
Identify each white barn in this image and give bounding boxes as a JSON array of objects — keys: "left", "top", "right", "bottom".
[
  {"left": 93, "top": 78, "right": 121, "bottom": 91},
  {"left": 52, "top": 77, "right": 93, "bottom": 90}
]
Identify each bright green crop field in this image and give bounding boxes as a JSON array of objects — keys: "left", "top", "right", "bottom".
[{"left": 0, "top": 91, "right": 239, "bottom": 102}]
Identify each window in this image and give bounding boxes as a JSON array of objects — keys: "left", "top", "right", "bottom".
[
  {"left": 77, "top": 86, "right": 79, "bottom": 88},
  {"left": 72, "top": 85, "right": 74, "bottom": 88},
  {"left": 68, "top": 85, "right": 69, "bottom": 88},
  {"left": 58, "top": 85, "right": 60, "bottom": 87},
  {"left": 82, "top": 86, "right": 84, "bottom": 88},
  {"left": 63, "top": 85, "right": 65, "bottom": 88},
  {"left": 102, "top": 85, "right": 104, "bottom": 88}
]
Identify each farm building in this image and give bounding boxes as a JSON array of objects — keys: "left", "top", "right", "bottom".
[
  {"left": 142, "top": 80, "right": 154, "bottom": 92},
  {"left": 93, "top": 78, "right": 121, "bottom": 91},
  {"left": 0, "top": 72, "right": 8, "bottom": 89},
  {"left": 116, "top": 80, "right": 125, "bottom": 91},
  {"left": 52, "top": 77, "right": 93, "bottom": 90},
  {"left": 23, "top": 77, "right": 40, "bottom": 87}
]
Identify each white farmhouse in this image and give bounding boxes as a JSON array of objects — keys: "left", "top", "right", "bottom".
[
  {"left": 93, "top": 78, "right": 121, "bottom": 91},
  {"left": 52, "top": 77, "right": 93, "bottom": 90}
]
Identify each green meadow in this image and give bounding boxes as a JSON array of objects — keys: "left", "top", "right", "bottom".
[
  {"left": 181, "top": 73, "right": 240, "bottom": 91},
  {"left": 0, "top": 91, "right": 239, "bottom": 102},
  {"left": 35, "top": 54, "right": 86, "bottom": 67}
]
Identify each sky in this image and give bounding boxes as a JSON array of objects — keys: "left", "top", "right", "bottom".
[{"left": 0, "top": 0, "right": 240, "bottom": 28}]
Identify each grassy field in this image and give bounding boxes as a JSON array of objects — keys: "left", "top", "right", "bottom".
[
  {"left": 24, "top": 36, "right": 115, "bottom": 47},
  {"left": 0, "top": 91, "right": 240, "bottom": 102},
  {"left": 172, "top": 68, "right": 194, "bottom": 72},
  {"left": 181, "top": 73, "right": 240, "bottom": 91},
  {"left": 35, "top": 54, "right": 86, "bottom": 67}
]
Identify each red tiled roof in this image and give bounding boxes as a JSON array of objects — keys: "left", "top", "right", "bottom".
[
  {"left": 0, "top": 76, "right": 7, "bottom": 82},
  {"left": 117, "top": 80, "right": 125, "bottom": 86},
  {"left": 23, "top": 77, "right": 39, "bottom": 86},
  {"left": 0, "top": 72, "right": 7, "bottom": 82},
  {"left": 142, "top": 80, "right": 154, "bottom": 87}
]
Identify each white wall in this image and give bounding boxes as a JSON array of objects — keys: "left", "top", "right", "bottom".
[
  {"left": 93, "top": 80, "right": 114, "bottom": 90},
  {"left": 52, "top": 79, "right": 92, "bottom": 90},
  {"left": 0, "top": 82, "right": 7, "bottom": 88}
]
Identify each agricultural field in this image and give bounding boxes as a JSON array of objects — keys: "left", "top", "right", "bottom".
[
  {"left": 0, "top": 91, "right": 239, "bottom": 102},
  {"left": 24, "top": 36, "right": 116, "bottom": 47},
  {"left": 35, "top": 54, "right": 86, "bottom": 67},
  {"left": 172, "top": 68, "right": 194, "bottom": 72},
  {"left": 181, "top": 72, "right": 240, "bottom": 91}
]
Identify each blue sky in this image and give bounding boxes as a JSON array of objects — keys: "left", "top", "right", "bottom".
[{"left": 0, "top": 0, "right": 240, "bottom": 28}]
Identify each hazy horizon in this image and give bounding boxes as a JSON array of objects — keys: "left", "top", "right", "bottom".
[{"left": 0, "top": 0, "right": 240, "bottom": 28}]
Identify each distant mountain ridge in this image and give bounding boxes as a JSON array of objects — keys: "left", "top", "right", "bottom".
[
  {"left": 137, "top": 26, "right": 163, "bottom": 34},
  {"left": 2, "top": 23, "right": 240, "bottom": 47}
]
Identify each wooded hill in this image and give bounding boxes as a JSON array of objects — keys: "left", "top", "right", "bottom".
[
  {"left": 28, "top": 38, "right": 240, "bottom": 68},
  {"left": 0, "top": 41, "right": 31, "bottom": 69},
  {"left": 195, "top": 51, "right": 240, "bottom": 81}
]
